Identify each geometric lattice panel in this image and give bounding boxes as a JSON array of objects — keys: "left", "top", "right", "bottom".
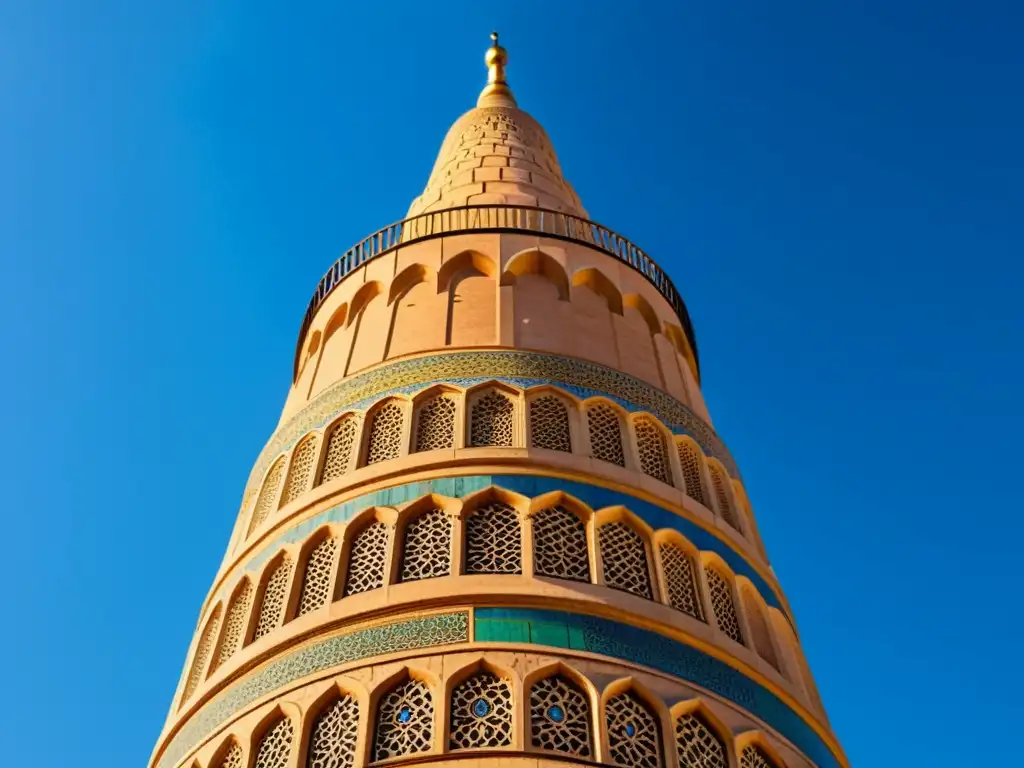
[
  {"left": 675, "top": 712, "right": 728, "bottom": 768},
  {"left": 414, "top": 393, "right": 457, "bottom": 452},
  {"left": 296, "top": 536, "right": 338, "bottom": 617},
  {"left": 373, "top": 678, "right": 434, "bottom": 761},
  {"left": 707, "top": 568, "right": 744, "bottom": 645},
  {"left": 254, "top": 716, "right": 293, "bottom": 768},
  {"left": 449, "top": 671, "right": 513, "bottom": 749},
  {"left": 530, "top": 395, "right": 572, "bottom": 452},
  {"left": 530, "top": 675, "right": 592, "bottom": 757},
  {"left": 659, "top": 543, "right": 704, "bottom": 620},
  {"left": 465, "top": 502, "right": 522, "bottom": 574},
  {"left": 634, "top": 416, "right": 672, "bottom": 485},
  {"left": 344, "top": 521, "right": 389, "bottom": 596},
  {"left": 587, "top": 403, "right": 626, "bottom": 466},
  {"left": 532, "top": 505, "right": 590, "bottom": 581},
  {"left": 606, "top": 691, "right": 663, "bottom": 768},
  {"left": 307, "top": 694, "right": 359, "bottom": 768},
  {"left": 399, "top": 509, "right": 452, "bottom": 582},
  {"left": 740, "top": 745, "right": 778, "bottom": 768},
  {"left": 599, "top": 522, "right": 652, "bottom": 598}
]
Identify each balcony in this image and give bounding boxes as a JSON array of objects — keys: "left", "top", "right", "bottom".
[{"left": 295, "top": 205, "right": 699, "bottom": 377}]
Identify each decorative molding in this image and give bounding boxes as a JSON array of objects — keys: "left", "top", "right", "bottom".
[
  {"left": 475, "top": 607, "right": 840, "bottom": 768},
  {"left": 158, "top": 611, "right": 469, "bottom": 768},
  {"left": 220, "top": 475, "right": 784, "bottom": 617},
  {"left": 252, "top": 351, "right": 738, "bottom": 490}
]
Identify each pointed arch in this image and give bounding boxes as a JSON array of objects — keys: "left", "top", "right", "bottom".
[
  {"left": 292, "top": 525, "right": 340, "bottom": 618},
  {"left": 631, "top": 414, "right": 674, "bottom": 486},
  {"left": 396, "top": 501, "right": 454, "bottom": 583},
  {"left": 341, "top": 508, "right": 393, "bottom": 597},
  {"left": 530, "top": 498, "right": 591, "bottom": 582},
  {"left": 362, "top": 397, "right": 408, "bottom": 465},
  {"left": 250, "top": 708, "right": 295, "bottom": 768},
  {"left": 572, "top": 266, "right": 623, "bottom": 313},
  {"left": 387, "top": 263, "right": 446, "bottom": 359},
  {"left": 307, "top": 303, "right": 350, "bottom": 397},
  {"left": 411, "top": 385, "right": 461, "bottom": 452},
  {"left": 209, "top": 736, "right": 244, "bottom": 768},
  {"left": 180, "top": 602, "right": 222, "bottom": 705},
  {"left": 676, "top": 437, "right": 709, "bottom": 507},
  {"left": 247, "top": 456, "right": 286, "bottom": 537},
  {"left": 654, "top": 531, "right": 705, "bottom": 621},
  {"left": 388, "top": 263, "right": 435, "bottom": 305},
  {"left": 585, "top": 398, "right": 627, "bottom": 467},
  {"left": 670, "top": 700, "right": 731, "bottom": 768},
  {"left": 707, "top": 461, "right": 743, "bottom": 533},
  {"left": 737, "top": 734, "right": 788, "bottom": 768},
  {"left": 527, "top": 389, "right": 574, "bottom": 452},
  {"left": 740, "top": 581, "right": 781, "bottom": 671},
  {"left": 501, "top": 248, "right": 570, "bottom": 299},
  {"left": 346, "top": 281, "right": 383, "bottom": 328},
  {"left": 441, "top": 250, "right": 497, "bottom": 347},
  {"left": 602, "top": 680, "right": 665, "bottom": 768},
  {"left": 211, "top": 577, "right": 253, "bottom": 673},
  {"left": 316, "top": 413, "right": 359, "bottom": 486},
  {"left": 702, "top": 556, "right": 744, "bottom": 646},
  {"left": 279, "top": 432, "right": 319, "bottom": 508},
  {"left": 622, "top": 293, "right": 662, "bottom": 336},
  {"left": 462, "top": 491, "right": 524, "bottom": 575},
  {"left": 371, "top": 670, "right": 435, "bottom": 761},
  {"left": 596, "top": 509, "right": 654, "bottom": 599},
  {"left": 303, "top": 683, "right": 362, "bottom": 768},
  {"left": 446, "top": 658, "right": 514, "bottom": 749},
  {"left": 250, "top": 552, "right": 293, "bottom": 644},
  {"left": 467, "top": 383, "right": 519, "bottom": 447},
  {"left": 524, "top": 662, "right": 596, "bottom": 759}
]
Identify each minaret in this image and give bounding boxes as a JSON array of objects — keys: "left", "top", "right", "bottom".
[{"left": 151, "top": 34, "right": 846, "bottom": 768}]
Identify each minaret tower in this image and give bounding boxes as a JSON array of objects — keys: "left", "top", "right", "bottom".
[{"left": 151, "top": 34, "right": 847, "bottom": 768}]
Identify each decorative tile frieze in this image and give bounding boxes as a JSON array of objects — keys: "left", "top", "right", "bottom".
[
  {"left": 249, "top": 352, "right": 739, "bottom": 491},
  {"left": 158, "top": 612, "right": 469, "bottom": 768},
  {"left": 475, "top": 608, "right": 838, "bottom": 768}
]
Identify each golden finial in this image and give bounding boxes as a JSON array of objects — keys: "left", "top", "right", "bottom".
[{"left": 477, "top": 31, "right": 517, "bottom": 107}]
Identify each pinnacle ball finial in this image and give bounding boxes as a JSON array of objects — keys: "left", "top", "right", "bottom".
[{"left": 477, "top": 29, "right": 516, "bottom": 107}]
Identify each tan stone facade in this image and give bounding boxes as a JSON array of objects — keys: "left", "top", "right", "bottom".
[{"left": 150, "top": 35, "right": 846, "bottom": 768}]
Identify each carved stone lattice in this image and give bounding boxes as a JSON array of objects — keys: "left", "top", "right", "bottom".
[
  {"left": 318, "top": 417, "right": 358, "bottom": 485},
  {"left": 675, "top": 712, "right": 728, "bottom": 768},
  {"left": 365, "top": 400, "right": 404, "bottom": 464},
  {"left": 742, "top": 589, "right": 779, "bottom": 670},
  {"left": 587, "top": 404, "right": 625, "bottom": 466},
  {"left": 530, "top": 395, "right": 572, "bottom": 451},
  {"left": 532, "top": 506, "right": 590, "bottom": 581},
  {"left": 344, "top": 521, "right": 389, "bottom": 596},
  {"left": 400, "top": 509, "right": 452, "bottom": 582},
  {"left": 254, "top": 716, "right": 293, "bottom": 768},
  {"left": 449, "top": 671, "right": 513, "bottom": 749},
  {"left": 216, "top": 742, "right": 243, "bottom": 768},
  {"left": 212, "top": 581, "right": 251, "bottom": 671},
  {"left": 709, "top": 465, "right": 741, "bottom": 532},
  {"left": 635, "top": 417, "right": 672, "bottom": 485},
  {"left": 599, "top": 522, "right": 652, "bottom": 598},
  {"left": 248, "top": 459, "right": 285, "bottom": 535},
  {"left": 469, "top": 390, "right": 515, "bottom": 447},
  {"left": 707, "top": 568, "right": 744, "bottom": 645},
  {"left": 297, "top": 536, "right": 338, "bottom": 617},
  {"left": 465, "top": 502, "right": 522, "bottom": 574},
  {"left": 677, "top": 440, "right": 708, "bottom": 506},
  {"left": 606, "top": 692, "right": 663, "bottom": 768},
  {"left": 659, "top": 543, "right": 704, "bottom": 620},
  {"left": 414, "top": 394, "right": 457, "bottom": 452},
  {"left": 280, "top": 434, "right": 318, "bottom": 506},
  {"left": 253, "top": 557, "right": 292, "bottom": 641},
  {"left": 307, "top": 694, "right": 359, "bottom": 768},
  {"left": 530, "top": 675, "right": 592, "bottom": 757},
  {"left": 373, "top": 679, "right": 433, "bottom": 761},
  {"left": 182, "top": 605, "right": 221, "bottom": 702},
  {"left": 740, "top": 745, "right": 778, "bottom": 768}
]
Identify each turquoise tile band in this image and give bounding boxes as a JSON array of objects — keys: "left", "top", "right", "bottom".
[{"left": 475, "top": 608, "right": 836, "bottom": 768}]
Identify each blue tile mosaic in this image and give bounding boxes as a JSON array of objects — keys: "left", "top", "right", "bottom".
[{"left": 475, "top": 608, "right": 837, "bottom": 768}]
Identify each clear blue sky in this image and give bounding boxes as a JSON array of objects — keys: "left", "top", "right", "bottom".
[{"left": 1, "top": 1, "right": 1021, "bottom": 765}]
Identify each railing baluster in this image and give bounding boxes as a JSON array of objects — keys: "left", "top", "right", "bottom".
[{"left": 295, "top": 204, "right": 698, "bottom": 373}]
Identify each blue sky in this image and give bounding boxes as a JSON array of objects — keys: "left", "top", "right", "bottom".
[{"left": 1, "top": 1, "right": 1021, "bottom": 765}]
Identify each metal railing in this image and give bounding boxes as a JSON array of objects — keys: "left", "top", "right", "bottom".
[{"left": 294, "top": 205, "right": 699, "bottom": 376}]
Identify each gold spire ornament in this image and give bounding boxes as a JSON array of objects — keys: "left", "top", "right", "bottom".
[{"left": 477, "top": 31, "right": 517, "bottom": 108}]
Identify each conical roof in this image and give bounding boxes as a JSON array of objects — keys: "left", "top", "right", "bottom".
[{"left": 406, "top": 34, "right": 587, "bottom": 218}]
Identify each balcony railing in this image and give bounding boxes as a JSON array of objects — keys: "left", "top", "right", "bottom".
[{"left": 294, "top": 205, "right": 699, "bottom": 376}]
